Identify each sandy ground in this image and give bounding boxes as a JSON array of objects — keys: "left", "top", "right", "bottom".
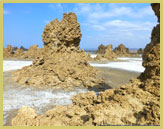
[{"left": 97, "top": 67, "right": 140, "bottom": 88}]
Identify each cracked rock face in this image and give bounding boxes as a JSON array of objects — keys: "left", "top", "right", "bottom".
[{"left": 11, "top": 4, "right": 160, "bottom": 126}]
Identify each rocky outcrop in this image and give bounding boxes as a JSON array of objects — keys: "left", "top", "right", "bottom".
[
  {"left": 12, "top": 12, "right": 103, "bottom": 89},
  {"left": 14, "top": 48, "right": 25, "bottom": 57},
  {"left": 42, "top": 12, "right": 81, "bottom": 51},
  {"left": 12, "top": 4, "right": 160, "bottom": 126},
  {"left": 138, "top": 3, "right": 160, "bottom": 97},
  {"left": 114, "top": 44, "right": 130, "bottom": 57},
  {"left": 13, "top": 47, "right": 18, "bottom": 51},
  {"left": 11, "top": 79, "right": 159, "bottom": 126},
  {"left": 95, "top": 44, "right": 117, "bottom": 60},
  {"left": 12, "top": 48, "right": 103, "bottom": 89},
  {"left": 3, "top": 45, "right": 14, "bottom": 58},
  {"left": 20, "top": 46, "right": 28, "bottom": 51},
  {"left": 137, "top": 48, "right": 143, "bottom": 54},
  {"left": 3, "top": 45, "right": 40, "bottom": 59},
  {"left": 23, "top": 45, "right": 42, "bottom": 59},
  {"left": 96, "top": 44, "right": 106, "bottom": 54}
]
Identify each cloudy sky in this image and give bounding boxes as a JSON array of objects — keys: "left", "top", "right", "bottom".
[{"left": 3, "top": 3, "right": 157, "bottom": 50}]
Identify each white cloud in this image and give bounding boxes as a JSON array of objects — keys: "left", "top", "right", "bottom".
[
  {"left": 75, "top": 4, "right": 156, "bottom": 33},
  {"left": 83, "top": 19, "right": 155, "bottom": 32},
  {"left": 74, "top": 3, "right": 155, "bottom": 21}
]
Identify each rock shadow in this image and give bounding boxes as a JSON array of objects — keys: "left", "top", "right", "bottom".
[{"left": 88, "top": 82, "right": 112, "bottom": 93}]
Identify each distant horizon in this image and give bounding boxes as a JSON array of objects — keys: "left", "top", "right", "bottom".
[
  {"left": 4, "top": 43, "right": 144, "bottom": 51},
  {"left": 3, "top": 3, "right": 157, "bottom": 50}
]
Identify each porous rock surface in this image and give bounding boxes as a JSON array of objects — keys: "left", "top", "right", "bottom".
[
  {"left": 42, "top": 12, "right": 81, "bottom": 50},
  {"left": 12, "top": 4, "right": 160, "bottom": 126},
  {"left": 114, "top": 44, "right": 130, "bottom": 57},
  {"left": 95, "top": 44, "right": 117, "bottom": 60},
  {"left": 11, "top": 12, "right": 103, "bottom": 89}
]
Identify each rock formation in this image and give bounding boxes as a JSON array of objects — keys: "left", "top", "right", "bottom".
[
  {"left": 13, "top": 47, "right": 18, "bottom": 51},
  {"left": 12, "top": 4, "right": 160, "bottom": 126},
  {"left": 137, "top": 48, "right": 143, "bottom": 54},
  {"left": 3, "top": 45, "right": 40, "bottom": 59},
  {"left": 20, "top": 46, "right": 28, "bottom": 51},
  {"left": 3, "top": 45, "right": 14, "bottom": 58},
  {"left": 14, "top": 48, "right": 25, "bottom": 57},
  {"left": 23, "top": 45, "right": 42, "bottom": 59},
  {"left": 42, "top": 12, "right": 81, "bottom": 51},
  {"left": 11, "top": 12, "right": 103, "bottom": 89},
  {"left": 114, "top": 44, "right": 130, "bottom": 57},
  {"left": 96, "top": 44, "right": 106, "bottom": 54},
  {"left": 95, "top": 44, "right": 117, "bottom": 60}
]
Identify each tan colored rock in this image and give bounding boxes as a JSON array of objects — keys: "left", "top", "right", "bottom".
[
  {"left": 12, "top": 4, "right": 160, "bottom": 126},
  {"left": 137, "top": 48, "right": 143, "bottom": 54},
  {"left": 14, "top": 48, "right": 25, "bottom": 58},
  {"left": 3, "top": 45, "right": 41, "bottom": 59},
  {"left": 12, "top": 12, "right": 103, "bottom": 89},
  {"left": 42, "top": 12, "right": 81, "bottom": 50},
  {"left": 23, "top": 45, "right": 42, "bottom": 59},
  {"left": 11, "top": 79, "right": 159, "bottom": 126},
  {"left": 20, "top": 46, "right": 28, "bottom": 51},
  {"left": 95, "top": 44, "right": 117, "bottom": 61},
  {"left": 114, "top": 44, "right": 130, "bottom": 57},
  {"left": 12, "top": 106, "right": 37, "bottom": 126},
  {"left": 96, "top": 44, "right": 106, "bottom": 54},
  {"left": 3, "top": 45, "right": 14, "bottom": 58},
  {"left": 12, "top": 48, "right": 102, "bottom": 89}
]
